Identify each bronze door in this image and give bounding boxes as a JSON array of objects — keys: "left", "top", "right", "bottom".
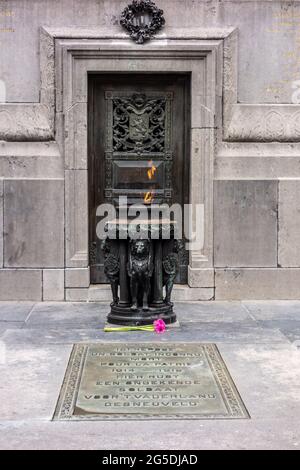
[{"left": 88, "top": 73, "right": 190, "bottom": 284}]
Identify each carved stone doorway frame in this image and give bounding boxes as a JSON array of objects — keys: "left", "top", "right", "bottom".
[{"left": 42, "top": 27, "right": 237, "bottom": 300}]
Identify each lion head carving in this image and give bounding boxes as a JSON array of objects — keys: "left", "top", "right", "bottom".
[{"left": 129, "top": 239, "right": 150, "bottom": 259}]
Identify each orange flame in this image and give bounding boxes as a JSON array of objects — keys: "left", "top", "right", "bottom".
[
  {"left": 147, "top": 162, "right": 157, "bottom": 180},
  {"left": 144, "top": 161, "right": 157, "bottom": 204},
  {"left": 144, "top": 191, "right": 154, "bottom": 204}
]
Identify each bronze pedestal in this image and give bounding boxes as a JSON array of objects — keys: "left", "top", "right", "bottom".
[{"left": 102, "top": 219, "right": 178, "bottom": 325}]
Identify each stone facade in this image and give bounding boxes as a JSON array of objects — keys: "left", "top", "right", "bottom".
[{"left": 1, "top": 0, "right": 300, "bottom": 300}]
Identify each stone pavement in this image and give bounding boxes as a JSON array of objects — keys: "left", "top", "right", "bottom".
[{"left": 0, "top": 300, "right": 299, "bottom": 450}]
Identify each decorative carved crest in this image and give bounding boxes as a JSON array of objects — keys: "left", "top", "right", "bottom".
[
  {"left": 120, "top": 0, "right": 165, "bottom": 44},
  {"left": 113, "top": 93, "right": 166, "bottom": 153}
]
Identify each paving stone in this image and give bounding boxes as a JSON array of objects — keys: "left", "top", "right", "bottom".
[
  {"left": 0, "top": 322, "right": 25, "bottom": 338},
  {"left": 0, "top": 418, "right": 298, "bottom": 450},
  {"left": 259, "top": 322, "right": 300, "bottom": 347},
  {"left": 2, "top": 323, "right": 288, "bottom": 346},
  {"left": 26, "top": 302, "right": 107, "bottom": 327},
  {"left": 175, "top": 301, "right": 251, "bottom": 322},
  {"left": 243, "top": 301, "right": 300, "bottom": 320},
  {"left": 0, "top": 343, "right": 72, "bottom": 421},
  {"left": 218, "top": 343, "right": 300, "bottom": 421},
  {"left": 0, "top": 302, "right": 34, "bottom": 321},
  {"left": 177, "top": 323, "right": 288, "bottom": 343},
  {"left": 255, "top": 319, "right": 300, "bottom": 332}
]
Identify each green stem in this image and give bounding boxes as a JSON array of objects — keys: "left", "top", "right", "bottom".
[{"left": 104, "top": 325, "right": 154, "bottom": 333}]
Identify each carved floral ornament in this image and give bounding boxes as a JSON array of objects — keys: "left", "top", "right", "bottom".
[{"left": 120, "top": 0, "right": 165, "bottom": 44}]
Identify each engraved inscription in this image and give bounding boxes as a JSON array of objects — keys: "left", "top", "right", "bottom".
[{"left": 53, "top": 343, "right": 249, "bottom": 420}]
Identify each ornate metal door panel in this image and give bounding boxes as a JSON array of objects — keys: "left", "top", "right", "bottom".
[
  {"left": 89, "top": 74, "right": 190, "bottom": 284},
  {"left": 105, "top": 91, "right": 173, "bottom": 204}
]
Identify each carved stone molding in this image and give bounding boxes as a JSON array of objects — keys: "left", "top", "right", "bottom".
[
  {"left": 38, "top": 26, "right": 300, "bottom": 144},
  {"left": 222, "top": 29, "right": 238, "bottom": 133},
  {"left": 1, "top": 26, "right": 300, "bottom": 142},
  {"left": 0, "top": 104, "right": 52, "bottom": 141},
  {"left": 225, "top": 104, "right": 300, "bottom": 142},
  {"left": 40, "top": 27, "right": 55, "bottom": 134}
]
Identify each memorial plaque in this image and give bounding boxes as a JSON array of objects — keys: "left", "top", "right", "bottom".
[{"left": 54, "top": 343, "right": 249, "bottom": 420}]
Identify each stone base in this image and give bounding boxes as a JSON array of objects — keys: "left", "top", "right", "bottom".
[{"left": 107, "top": 303, "right": 177, "bottom": 326}]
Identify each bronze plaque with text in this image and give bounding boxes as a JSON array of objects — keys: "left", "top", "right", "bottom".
[{"left": 54, "top": 343, "right": 249, "bottom": 420}]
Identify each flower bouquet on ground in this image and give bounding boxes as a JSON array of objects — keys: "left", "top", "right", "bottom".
[{"left": 104, "top": 318, "right": 166, "bottom": 334}]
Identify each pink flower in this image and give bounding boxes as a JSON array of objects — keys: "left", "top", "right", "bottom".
[{"left": 153, "top": 319, "right": 166, "bottom": 334}]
